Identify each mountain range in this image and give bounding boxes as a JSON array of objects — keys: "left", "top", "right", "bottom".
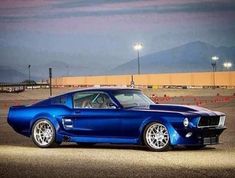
[
  {"left": 0, "top": 66, "right": 29, "bottom": 83},
  {"left": 0, "top": 41, "right": 234, "bottom": 83},
  {"left": 111, "top": 41, "right": 235, "bottom": 74}
]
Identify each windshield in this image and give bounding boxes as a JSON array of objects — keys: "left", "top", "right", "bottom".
[{"left": 112, "top": 90, "right": 155, "bottom": 108}]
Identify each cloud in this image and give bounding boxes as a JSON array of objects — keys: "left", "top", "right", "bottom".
[
  {"left": 51, "top": 0, "right": 144, "bottom": 8},
  {"left": 0, "top": 1, "right": 235, "bottom": 22}
]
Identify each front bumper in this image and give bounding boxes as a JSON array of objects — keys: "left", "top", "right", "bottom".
[
  {"left": 198, "top": 127, "right": 226, "bottom": 145},
  {"left": 170, "top": 126, "right": 226, "bottom": 146}
]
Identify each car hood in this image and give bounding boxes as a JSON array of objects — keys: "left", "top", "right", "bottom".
[
  {"left": 149, "top": 104, "right": 211, "bottom": 112},
  {"left": 134, "top": 104, "right": 223, "bottom": 116}
]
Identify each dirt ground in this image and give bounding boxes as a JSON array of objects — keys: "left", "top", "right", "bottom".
[
  {"left": 0, "top": 88, "right": 235, "bottom": 178},
  {"left": 0, "top": 87, "right": 235, "bottom": 101}
]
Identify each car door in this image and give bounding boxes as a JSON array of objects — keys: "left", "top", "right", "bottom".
[
  {"left": 66, "top": 91, "right": 122, "bottom": 138},
  {"left": 110, "top": 91, "right": 150, "bottom": 139}
]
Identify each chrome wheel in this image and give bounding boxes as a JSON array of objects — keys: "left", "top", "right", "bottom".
[
  {"left": 32, "top": 119, "right": 56, "bottom": 147},
  {"left": 144, "top": 122, "right": 170, "bottom": 151}
]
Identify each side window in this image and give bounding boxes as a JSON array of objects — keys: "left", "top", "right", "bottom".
[
  {"left": 73, "top": 92, "right": 96, "bottom": 108},
  {"left": 73, "top": 92, "right": 115, "bottom": 109},
  {"left": 51, "top": 95, "right": 67, "bottom": 105},
  {"left": 114, "top": 92, "right": 147, "bottom": 108}
]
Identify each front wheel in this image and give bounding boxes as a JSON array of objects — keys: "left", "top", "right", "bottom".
[
  {"left": 143, "top": 122, "right": 170, "bottom": 151},
  {"left": 32, "top": 119, "right": 58, "bottom": 148}
]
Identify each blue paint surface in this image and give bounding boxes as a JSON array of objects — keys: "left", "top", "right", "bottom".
[{"left": 7, "top": 88, "right": 226, "bottom": 146}]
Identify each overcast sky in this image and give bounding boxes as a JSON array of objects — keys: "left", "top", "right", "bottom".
[{"left": 0, "top": 0, "right": 235, "bottom": 73}]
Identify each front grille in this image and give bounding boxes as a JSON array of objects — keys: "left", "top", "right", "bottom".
[
  {"left": 198, "top": 116, "right": 220, "bottom": 127},
  {"left": 203, "top": 137, "right": 218, "bottom": 145}
]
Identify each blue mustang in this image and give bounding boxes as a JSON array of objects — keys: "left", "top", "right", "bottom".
[{"left": 8, "top": 88, "right": 226, "bottom": 151}]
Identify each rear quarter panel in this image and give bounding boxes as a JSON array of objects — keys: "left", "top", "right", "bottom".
[{"left": 8, "top": 105, "right": 72, "bottom": 137}]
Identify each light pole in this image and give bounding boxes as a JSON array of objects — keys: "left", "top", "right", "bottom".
[
  {"left": 223, "top": 62, "right": 232, "bottom": 71},
  {"left": 133, "top": 43, "right": 143, "bottom": 74},
  {"left": 223, "top": 62, "right": 232, "bottom": 88},
  {"left": 49, "top": 68, "right": 52, "bottom": 96},
  {"left": 28, "top": 65, "right": 31, "bottom": 87},
  {"left": 211, "top": 56, "right": 219, "bottom": 89}
]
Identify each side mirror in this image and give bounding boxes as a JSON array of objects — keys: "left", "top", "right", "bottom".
[{"left": 109, "top": 103, "right": 117, "bottom": 109}]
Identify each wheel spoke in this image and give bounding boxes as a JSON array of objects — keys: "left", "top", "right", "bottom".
[
  {"left": 146, "top": 123, "right": 169, "bottom": 150},
  {"left": 33, "top": 120, "right": 54, "bottom": 146}
]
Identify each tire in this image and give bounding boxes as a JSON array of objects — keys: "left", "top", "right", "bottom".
[
  {"left": 32, "top": 119, "right": 58, "bottom": 148},
  {"left": 185, "top": 145, "right": 206, "bottom": 150},
  {"left": 143, "top": 122, "right": 170, "bottom": 151}
]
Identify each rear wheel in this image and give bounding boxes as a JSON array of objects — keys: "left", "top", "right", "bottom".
[
  {"left": 143, "top": 122, "right": 170, "bottom": 151},
  {"left": 32, "top": 119, "right": 58, "bottom": 148}
]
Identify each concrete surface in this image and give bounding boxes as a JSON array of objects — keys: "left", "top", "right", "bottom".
[{"left": 0, "top": 91, "right": 235, "bottom": 178}]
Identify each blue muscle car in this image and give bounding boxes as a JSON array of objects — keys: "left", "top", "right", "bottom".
[{"left": 8, "top": 88, "right": 226, "bottom": 151}]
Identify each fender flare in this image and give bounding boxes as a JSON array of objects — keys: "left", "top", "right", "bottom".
[
  {"left": 138, "top": 117, "right": 178, "bottom": 145},
  {"left": 30, "top": 112, "right": 60, "bottom": 135}
]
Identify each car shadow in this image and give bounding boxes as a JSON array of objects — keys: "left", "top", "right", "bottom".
[
  {"left": 171, "top": 146, "right": 216, "bottom": 152},
  {"left": 1, "top": 141, "right": 217, "bottom": 152},
  {"left": 58, "top": 143, "right": 148, "bottom": 151},
  {"left": 57, "top": 143, "right": 216, "bottom": 152}
]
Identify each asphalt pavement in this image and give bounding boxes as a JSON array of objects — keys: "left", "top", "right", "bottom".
[{"left": 0, "top": 98, "right": 235, "bottom": 178}]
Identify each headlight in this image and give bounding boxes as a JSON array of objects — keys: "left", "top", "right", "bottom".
[
  {"left": 183, "top": 118, "right": 189, "bottom": 127},
  {"left": 218, "top": 116, "right": 226, "bottom": 127}
]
